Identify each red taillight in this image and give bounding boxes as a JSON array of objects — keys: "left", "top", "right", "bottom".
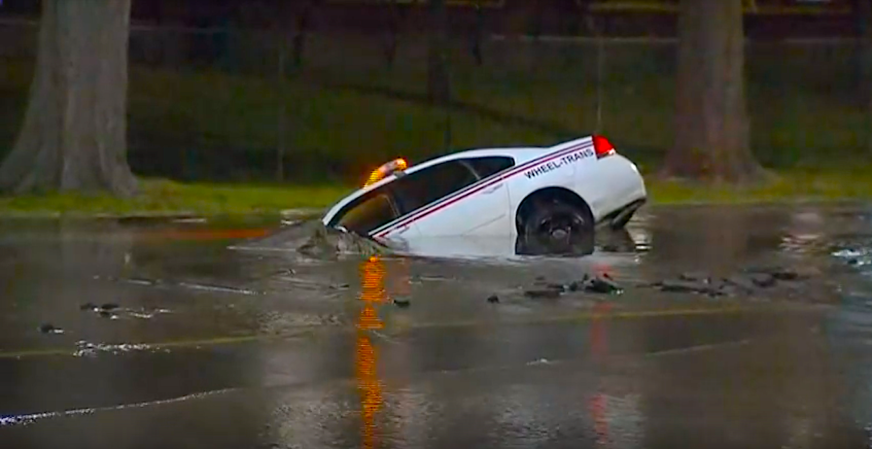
[{"left": 592, "top": 135, "right": 615, "bottom": 159}]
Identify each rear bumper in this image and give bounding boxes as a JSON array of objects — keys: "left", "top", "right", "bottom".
[
  {"left": 608, "top": 197, "right": 646, "bottom": 229},
  {"left": 585, "top": 153, "right": 646, "bottom": 221}
]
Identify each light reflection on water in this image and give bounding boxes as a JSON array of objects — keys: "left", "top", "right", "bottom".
[{"left": 357, "top": 256, "right": 387, "bottom": 449}]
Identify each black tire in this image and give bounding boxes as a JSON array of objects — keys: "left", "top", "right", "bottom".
[{"left": 516, "top": 200, "right": 595, "bottom": 256}]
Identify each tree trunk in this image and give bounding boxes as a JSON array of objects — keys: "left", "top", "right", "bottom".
[
  {"left": 859, "top": 0, "right": 872, "bottom": 150},
  {"left": 427, "top": 0, "right": 451, "bottom": 106},
  {"left": 854, "top": 0, "right": 872, "bottom": 105},
  {"left": 383, "top": 0, "right": 401, "bottom": 67},
  {"left": 663, "top": 0, "right": 764, "bottom": 183},
  {"left": 0, "top": 0, "right": 138, "bottom": 196}
]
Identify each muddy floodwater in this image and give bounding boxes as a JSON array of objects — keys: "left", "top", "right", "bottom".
[{"left": 2, "top": 204, "right": 872, "bottom": 449}]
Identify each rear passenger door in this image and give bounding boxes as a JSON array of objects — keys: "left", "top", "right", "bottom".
[{"left": 386, "top": 156, "right": 514, "bottom": 237}]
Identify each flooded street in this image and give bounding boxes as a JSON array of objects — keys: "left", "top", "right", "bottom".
[{"left": 2, "top": 204, "right": 872, "bottom": 448}]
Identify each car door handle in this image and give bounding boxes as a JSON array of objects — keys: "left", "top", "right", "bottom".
[{"left": 481, "top": 183, "right": 503, "bottom": 194}]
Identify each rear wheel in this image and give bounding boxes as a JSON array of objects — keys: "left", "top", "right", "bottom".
[{"left": 516, "top": 200, "right": 594, "bottom": 256}]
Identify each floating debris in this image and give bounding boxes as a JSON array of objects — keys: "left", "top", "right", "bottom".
[
  {"left": 524, "top": 287, "right": 562, "bottom": 299},
  {"left": 487, "top": 294, "right": 500, "bottom": 304},
  {"left": 658, "top": 279, "right": 713, "bottom": 294},
  {"left": 679, "top": 272, "right": 710, "bottom": 283},
  {"left": 583, "top": 274, "right": 623, "bottom": 295},
  {"left": 73, "top": 340, "right": 155, "bottom": 357},
  {"left": 393, "top": 298, "right": 411, "bottom": 308},
  {"left": 649, "top": 265, "right": 821, "bottom": 298},
  {"left": 37, "top": 323, "right": 63, "bottom": 335},
  {"left": 724, "top": 275, "right": 756, "bottom": 293},
  {"left": 744, "top": 265, "right": 819, "bottom": 281},
  {"left": 524, "top": 272, "right": 623, "bottom": 299},
  {"left": 749, "top": 273, "right": 776, "bottom": 288}
]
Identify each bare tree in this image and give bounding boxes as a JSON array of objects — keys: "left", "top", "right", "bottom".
[
  {"left": 663, "top": 0, "right": 765, "bottom": 183},
  {"left": 427, "top": 0, "right": 451, "bottom": 105},
  {"left": 0, "top": 0, "right": 138, "bottom": 196}
]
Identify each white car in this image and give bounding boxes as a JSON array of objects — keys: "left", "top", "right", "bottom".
[{"left": 321, "top": 135, "right": 647, "bottom": 257}]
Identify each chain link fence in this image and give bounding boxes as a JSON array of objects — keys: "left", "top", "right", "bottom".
[{"left": 0, "top": 12, "right": 867, "bottom": 184}]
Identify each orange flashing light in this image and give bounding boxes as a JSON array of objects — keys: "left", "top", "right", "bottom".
[{"left": 365, "top": 158, "right": 408, "bottom": 187}]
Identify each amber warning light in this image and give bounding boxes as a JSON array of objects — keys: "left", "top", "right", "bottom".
[{"left": 365, "top": 158, "right": 408, "bottom": 186}]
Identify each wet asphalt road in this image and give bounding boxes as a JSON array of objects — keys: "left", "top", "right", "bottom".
[{"left": 1, "top": 204, "right": 872, "bottom": 449}]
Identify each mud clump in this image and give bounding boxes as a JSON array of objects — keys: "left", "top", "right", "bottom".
[
  {"left": 296, "top": 226, "right": 390, "bottom": 259},
  {"left": 524, "top": 273, "right": 623, "bottom": 299},
  {"left": 520, "top": 265, "right": 822, "bottom": 301},
  {"left": 524, "top": 288, "right": 562, "bottom": 299},
  {"left": 652, "top": 265, "right": 822, "bottom": 298},
  {"left": 38, "top": 323, "right": 63, "bottom": 335},
  {"left": 583, "top": 274, "right": 623, "bottom": 294}
]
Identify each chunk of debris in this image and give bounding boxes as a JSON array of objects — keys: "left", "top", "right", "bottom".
[
  {"left": 654, "top": 277, "right": 729, "bottom": 296},
  {"left": 749, "top": 273, "right": 776, "bottom": 288},
  {"left": 100, "top": 303, "right": 120, "bottom": 311},
  {"left": 545, "top": 283, "right": 566, "bottom": 292},
  {"left": 724, "top": 275, "right": 757, "bottom": 293},
  {"left": 679, "top": 272, "right": 710, "bottom": 283},
  {"left": 79, "top": 303, "right": 98, "bottom": 311},
  {"left": 38, "top": 323, "right": 63, "bottom": 335},
  {"left": 584, "top": 274, "right": 623, "bottom": 294},
  {"left": 658, "top": 279, "right": 711, "bottom": 294},
  {"left": 486, "top": 294, "right": 500, "bottom": 304},
  {"left": 713, "top": 282, "right": 740, "bottom": 297},
  {"left": 524, "top": 288, "right": 562, "bottom": 299},
  {"left": 297, "top": 225, "right": 389, "bottom": 259},
  {"left": 746, "top": 265, "right": 818, "bottom": 281},
  {"left": 393, "top": 298, "right": 411, "bottom": 308}
]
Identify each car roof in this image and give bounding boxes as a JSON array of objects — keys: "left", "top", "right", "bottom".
[
  {"left": 411, "top": 147, "right": 548, "bottom": 169},
  {"left": 361, "top": 146, "right": 549, "bottom": 193}
]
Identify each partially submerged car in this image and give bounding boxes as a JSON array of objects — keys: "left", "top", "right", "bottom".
[{"left": 321, "top": 135, "right": 647, "bottom": 256}]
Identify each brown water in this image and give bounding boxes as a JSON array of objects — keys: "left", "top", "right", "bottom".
[{"left": 1, "top": 204, "right": 872, "bottom": 449}]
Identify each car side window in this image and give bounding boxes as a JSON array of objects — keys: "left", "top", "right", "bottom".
[
  {"left": 334, "top": 188, "right": 400, "bottom": 234},
  {"left": 464, "top": 156, "right": 515, "bottom": 179},
  {"left": 392, "top": 160, "right": 479, "bottom": 215}
]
